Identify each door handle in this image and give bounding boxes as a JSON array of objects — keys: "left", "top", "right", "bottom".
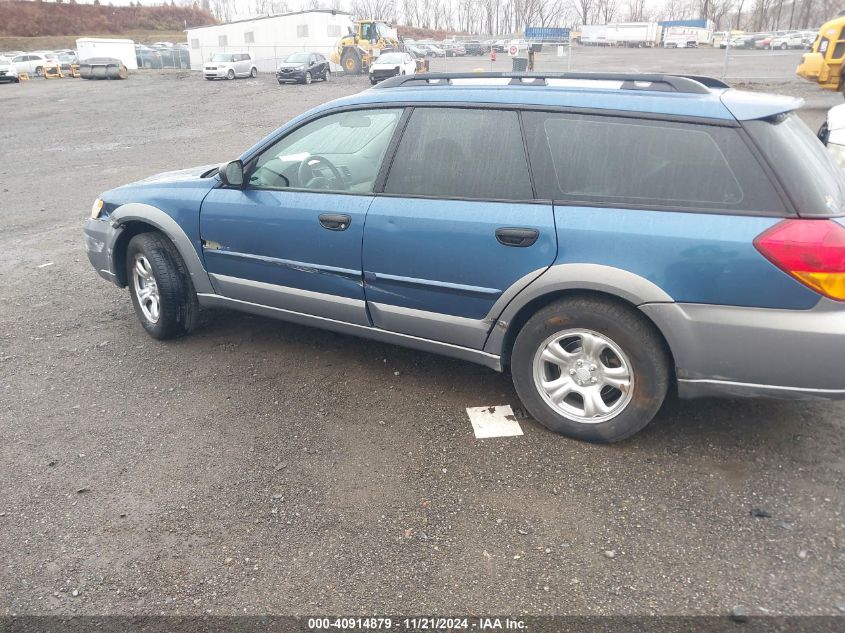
[
  {"left": 319, "top": 213, "right": 351, "bottom": 231},
  {"left": 495, "top": 227, "right": 539, "bottom": 247}
]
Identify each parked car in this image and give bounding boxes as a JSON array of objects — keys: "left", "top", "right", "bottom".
[
  {"left": 405, "top": 44, "right": 428, "bottom": 58},
  {"left": 769, "top": 33, "right": 806, "bottom": 49},
  {"left": 56, "top": 51, "right": 78, "bottom": 73},
  {"left": 82, "top": 72, "right": 845, "bottom": 443},
  {"left": 276, "top": 51, "right": 329, "bottom": 84},
  {"left": 0, "top": 57, "right": 19, "bottom": 83},
  {"left": 729, "top": 33, "right": 768, "bottom": 48},
  {"left": 753, "top": 34, "right": 775, "bottom": 48},
  {"left": 492, "top": 40, "right": 507, "bottom": 52},
  {"left": 11, "top": 53, "right": 52, "bottom": 76},
  {"left": 135, "top": 45, "right": 163, "bottom": 69},
  {"left": 463, "top": 40, "right": 489, "bottom": 55},
  {"left": 203, "top": 52, "right": 257, "bottom": 80},
  {"left": 442, "top": 42, "right": 466, "bottom": 57},
  {"left": 418, "top": 44, "right": 445, "bottom": 57},
  {"left": 368, "top": 51, "right": 416, "bottom": 84}
]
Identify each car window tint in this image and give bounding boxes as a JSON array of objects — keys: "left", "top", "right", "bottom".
[
  {"left": 249, "top": 108, "right": 403, "bottom": 193},
  {"left": 745, "top": 112, "right": 845, "bottom": 216},
  {"left": 523, "top": 112, "right": 786, "bottom": 213},
  {"left": 384, "top": 108, "right": 533, "bottom": 200}
]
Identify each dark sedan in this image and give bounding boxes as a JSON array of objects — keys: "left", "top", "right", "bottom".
[{"left": 276, "top": 51, "right": 330, "bottom": 84}]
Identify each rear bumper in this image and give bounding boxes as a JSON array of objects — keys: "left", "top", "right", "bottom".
[{"left": 641, "top": 300, "right": 845, "bottom": 400}]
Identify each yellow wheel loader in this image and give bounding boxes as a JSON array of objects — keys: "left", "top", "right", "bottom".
[{"left": 331, "top": 19, "right": 400, "bottom": 74}]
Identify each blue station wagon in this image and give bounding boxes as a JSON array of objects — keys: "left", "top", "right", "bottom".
[{"left": 83, "top": 72, "right": 845, "bottom": 442}]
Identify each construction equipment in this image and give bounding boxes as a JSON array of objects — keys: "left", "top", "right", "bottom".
[
  {"left": 797, "top": 17, "right": 845, "bottom": 93},
  {"left": 330, "top": 19, "right": 400, "bottom": 75}
]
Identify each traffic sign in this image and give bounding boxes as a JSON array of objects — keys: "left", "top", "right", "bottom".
[{"left": 508, "top": 41, "right": 519, "bottom": 57}]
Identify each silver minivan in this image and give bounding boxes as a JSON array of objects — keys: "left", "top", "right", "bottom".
[{"left": 203, "top": 52, "right": 257, "bottom": 80}]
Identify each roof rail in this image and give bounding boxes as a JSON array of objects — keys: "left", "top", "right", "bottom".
[{"left": 373, "top": 72, "right": 725, "bottom": 94}]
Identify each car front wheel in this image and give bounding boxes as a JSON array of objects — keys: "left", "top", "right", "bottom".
[
  {"left": 227, "top": 69, "right": 235, "bottom": 79},
  {"left": 304, "top": 71, "right": 312, "bottom": 84},
  {"left": 511, "top": 296, "right": 670, "bottom": 442},
  {"left": 250, "top": 66, "right": 257, "bottom": 78},
  {"left": 126, "top": 232, "right": 199, "bottom": 340}
]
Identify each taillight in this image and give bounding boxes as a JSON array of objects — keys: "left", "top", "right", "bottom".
[{"left": 754, "top": 219, "right": 845, "bottom": 301}]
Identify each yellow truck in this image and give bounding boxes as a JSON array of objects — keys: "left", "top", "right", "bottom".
[
  {"left": 330, "top": 19, "right": 400, "bottom": 74},
  {"left": 796, "top": 16, "right": 845, "bottom": 92}
]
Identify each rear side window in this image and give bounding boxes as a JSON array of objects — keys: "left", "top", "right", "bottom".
[
  {"left": 523, "top": 112, "right": 786, "bottom": 214},
  {"left": 745, "top": 113, "right": 845, "bottom": 217},
  {"left": 384, "top": 108, "right": 534, "bottom": 200}
]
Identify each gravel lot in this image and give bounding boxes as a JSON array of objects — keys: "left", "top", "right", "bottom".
[{"left": 1, "top": 47, "right": 844, "bottom": 619}]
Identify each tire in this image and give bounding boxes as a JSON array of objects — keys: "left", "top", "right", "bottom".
[
  {"left": 341, "top": 51, "right": 362, "bottom": 74},
  {"left": 369, "top": 76, "right": 377, "bottom": 85},
  {"left": 781, "top": 42, "right": 788, "bottom": 50},
  {"left": 511, "top": 296, "right": 670, "bottom": 443},
  {"left": 324, "top": 69, "right": 330, "bottom": 81},
  {"left": 227, "top": 68, "right": 235, "bottom": 80},
  {"left": 304, "top": 71, "right": 312, "bottom": 84},
  {"left": 126, "top": 232, "right": 199, "bottom": 340},
  {"left": 250, "top": 66, "right": 257, "bottom": 78},
  {"left": 35, "top": 66, "right": 43, "bottom": 76}
]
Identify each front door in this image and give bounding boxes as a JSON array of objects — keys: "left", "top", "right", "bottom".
[
  {"left": 199, "top": 107, "right": 404, "bottom": 326},
  {"left": 363, "top": 107, "right": 556, "bottom": 349}
]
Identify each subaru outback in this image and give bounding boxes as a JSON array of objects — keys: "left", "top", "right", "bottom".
[{"left": 83, "top": 72, "right": 845, "bottom": 442}]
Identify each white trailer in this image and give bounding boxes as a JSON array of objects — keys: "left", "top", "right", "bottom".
[
  {"left": 604, "top": 22, "right": 663, "bottom": 47},
  {"left": 580, "top": 24, "right": 609, "bottom": 46},
  {"left": 76, "top": 38, "right": 138, "bottom": 70},
  {"left": 185, "top": 9, "right": 355, "bottom": 73},
  {"left": 663, "top": 26, "right": 713, "bottom": 47}
]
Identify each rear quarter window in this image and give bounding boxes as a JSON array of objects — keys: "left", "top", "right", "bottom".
[
  {"left": 523, "top": 112, "right": 787, "bottom": 214},
  {"left": 744, "top": 112, "right": 845, "bottom": 217}
]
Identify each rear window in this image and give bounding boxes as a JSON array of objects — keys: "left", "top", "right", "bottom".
[
  {"left": 523, "top": 112, "right": 786, "bottom": 213},
  {"left": 745, "top": 113, "right": 845, "bottom": 217}
]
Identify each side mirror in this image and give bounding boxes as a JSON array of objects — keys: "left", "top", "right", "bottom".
[{"left": 218, "top": 159, "right": 244, "bottom": 187}]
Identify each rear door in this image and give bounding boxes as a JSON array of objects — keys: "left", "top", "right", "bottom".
[{"left": 362, "top": 107, "right": 556, "bottom": 349}]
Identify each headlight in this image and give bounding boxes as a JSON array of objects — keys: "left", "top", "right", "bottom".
[{"left": 91, "top": 198, "right": 104, "bottom": 219}]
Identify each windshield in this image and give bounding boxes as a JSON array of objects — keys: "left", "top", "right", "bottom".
[
  {"left": 211, "top": 53, "right": 234, "bottom": 62},
  {"left": 377, "top": 53, "right": 403, "bottom": 64},
  {"left": 376, "top": 23, "right": 394, "bottom": 39},
  {"left": 284, "top": 52, "right": 308, "bottom": 63},
  {"left": 745, "top": 112, "right": 845, "bottom": 217}
]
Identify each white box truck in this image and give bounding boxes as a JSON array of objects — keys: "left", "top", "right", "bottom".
[
  {"left": 580, "top": 24, "right": 609, "bottom": 46},
  {"left": 76, "top": 38, "right": 138, "bottom": 70},
  {"left": 605, "top": 22, "right": 663, "bottom": 47},
  {"left": 663, "top": 26, "right": 713, "bottom": 47}
]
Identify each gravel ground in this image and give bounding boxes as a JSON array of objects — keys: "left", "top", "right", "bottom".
[{"left": 0, "top": 48, "right": 844, "bottom": 618}]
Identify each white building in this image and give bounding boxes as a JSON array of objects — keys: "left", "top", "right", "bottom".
[{"left": 185, "top": 9, "right": 354, "bottom": 72}]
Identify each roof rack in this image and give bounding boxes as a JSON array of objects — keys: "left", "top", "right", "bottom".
[{"left": 373, "top": 72, "right": 729, "bottom": 94}]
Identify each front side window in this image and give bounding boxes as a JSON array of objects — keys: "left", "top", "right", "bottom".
[
  {"left": 523, "top": 112, "right": 785, "bottom": 213},
  {"left": 248, "top": 108, "right": 403, "bottom": 193},
  {"left": 384, "top": 108, "right": 533, "bottom": 200}
]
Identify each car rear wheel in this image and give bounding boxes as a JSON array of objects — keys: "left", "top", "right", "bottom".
[
  {"left": 126, "top": 232, "right": 199, "bottom": 340},
  {"left": 227, "top": 68, "right": 235, "bottom": 79},
  {"left": 250, "top": 66, "right": 257, "bottom": 78},
  {"left": 511, "top": 296, "right": 670, "bottom": 443}
]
